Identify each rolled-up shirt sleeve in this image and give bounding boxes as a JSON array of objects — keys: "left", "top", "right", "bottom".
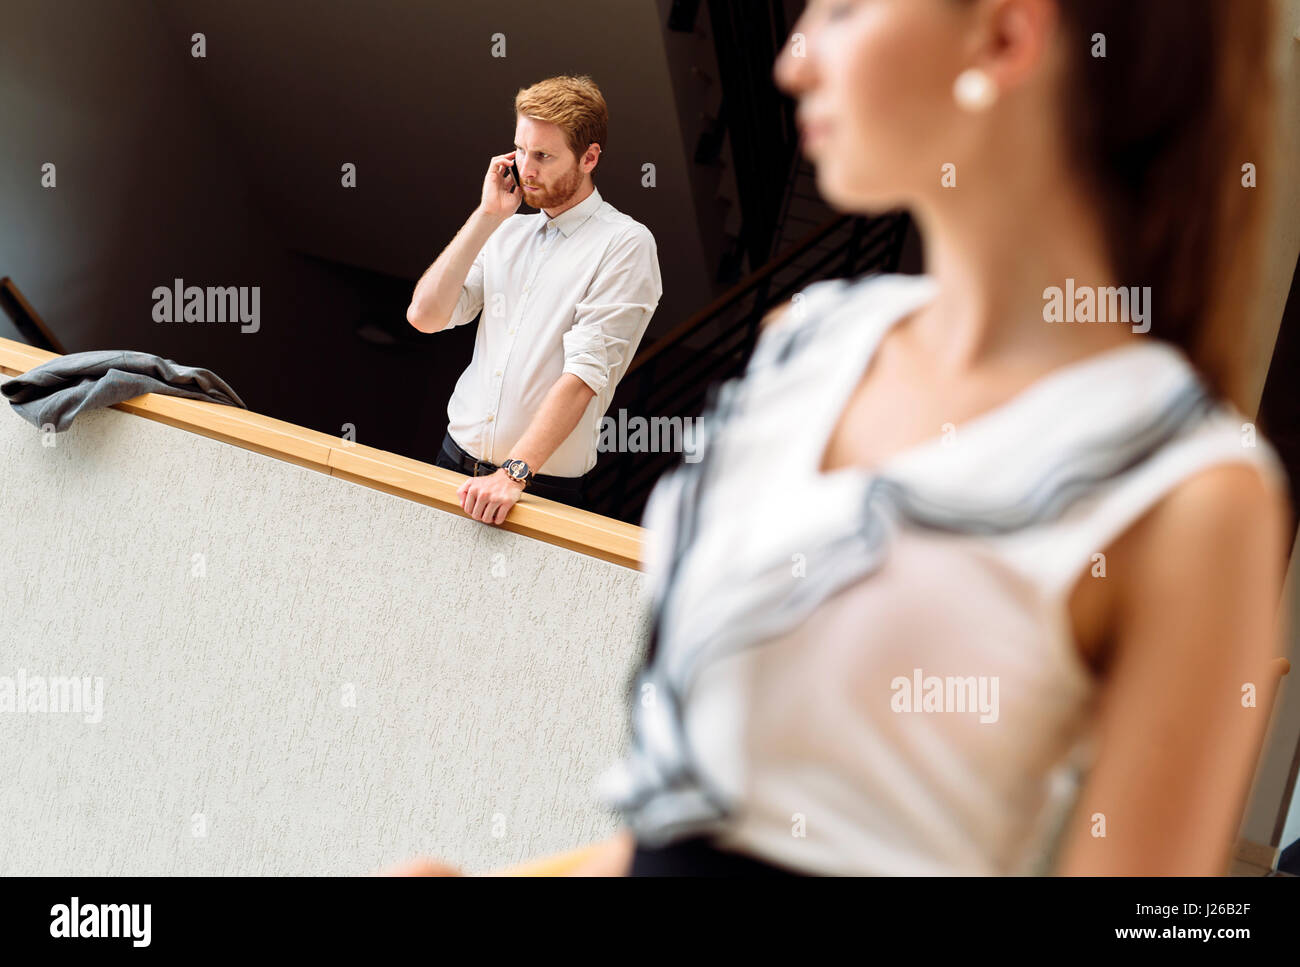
[
  {"left": 445, "top": 247, "right": 486, "bottom": 330},
  {"left": 562, "top": 227, "right": 663, "bottom": 396}
]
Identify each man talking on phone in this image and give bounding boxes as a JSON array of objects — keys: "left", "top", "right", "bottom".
[{"left": 407, "top": 75, "right": 663, "bottom": 524}]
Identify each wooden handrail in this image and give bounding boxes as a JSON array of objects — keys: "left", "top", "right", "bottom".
[{"left": 0, "top": 336, "right": 644, "bottom": 570}]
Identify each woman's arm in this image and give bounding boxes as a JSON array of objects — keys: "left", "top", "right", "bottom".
[
  {"left": 555, "top": 830, "right": 636, "bottom": 876},
  {"left": 488, "top": 830, "right": 635, "bottom": 876},
  {"left": 380, "top": 831, "right": 636, "bottom": 877},
  {"left": 1053, "top": 463, "right": 1290, "bottom": 875}
]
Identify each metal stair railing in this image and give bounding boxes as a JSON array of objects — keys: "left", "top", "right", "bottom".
[{"left": 585, "top": 210, "right": 910, "bottom": 522}]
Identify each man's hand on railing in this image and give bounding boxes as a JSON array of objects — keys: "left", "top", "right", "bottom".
[{"left": 458, "top": 468, "right": 526, "bottom": 525}]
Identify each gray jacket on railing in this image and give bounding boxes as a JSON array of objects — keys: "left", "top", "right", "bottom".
[{"left": 1, "top": 349, "right": 246, "bottom": 432}]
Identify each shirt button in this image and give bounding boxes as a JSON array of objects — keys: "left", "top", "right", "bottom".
[
  {"left": 486, "top": 414, "right": 494, "bottom": 422},
  {"left": 508, "top": 328, "right": 516, "bottom": 335},
  {"left": 494, "top": 369, "right": 502, "bottom": 377}
]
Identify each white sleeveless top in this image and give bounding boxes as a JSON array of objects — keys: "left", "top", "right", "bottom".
[{"left": 595, "top": 272, "right": 1285, "bottom": 876}]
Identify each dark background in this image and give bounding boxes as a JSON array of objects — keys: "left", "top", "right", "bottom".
[{"left": 0, "top": 0, "right": 771, "bottom": 466}]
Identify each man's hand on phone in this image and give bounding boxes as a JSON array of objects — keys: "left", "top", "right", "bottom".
[{"left": 479, "top": 150, "right": 524, "bottom": 219}]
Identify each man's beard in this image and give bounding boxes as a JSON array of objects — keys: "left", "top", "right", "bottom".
[{"left": 525, "top": 161, "right": 582, "bottom": 209}]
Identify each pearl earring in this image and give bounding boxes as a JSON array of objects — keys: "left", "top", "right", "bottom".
[{"left": 953, "top": 68, "right": 998, "bottom": 111}]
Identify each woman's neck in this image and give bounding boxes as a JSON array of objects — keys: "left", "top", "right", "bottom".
[{"left": 908, "top": 163, "right": 1134, "bottom": 376}]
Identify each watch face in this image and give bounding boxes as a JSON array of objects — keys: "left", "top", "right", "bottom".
[{"left": 507, "top": 460, "right": 526, "bottom": 479}]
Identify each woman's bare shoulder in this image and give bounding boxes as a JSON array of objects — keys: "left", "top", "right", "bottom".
[
  {"left": 1133, "top": 460, "right": 1289, "bottom": 560},
  {"left": 1113, "top": 458, "right": 1290, "bottom": 659}
]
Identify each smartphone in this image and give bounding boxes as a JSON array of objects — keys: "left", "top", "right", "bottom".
[{"left": 509, "top": 159, "right": 521, "bottom": 193}]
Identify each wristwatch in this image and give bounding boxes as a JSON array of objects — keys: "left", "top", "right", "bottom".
[{"left": 502, "top": 458, "right": 534, "bottom": 487}]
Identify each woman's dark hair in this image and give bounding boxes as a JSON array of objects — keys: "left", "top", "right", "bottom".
[{"left": 967, "top": 0, "right": 1279, "bottom": 410}]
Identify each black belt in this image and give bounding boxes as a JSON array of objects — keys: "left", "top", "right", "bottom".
[{"left": 440, "top": 432, "right": 585, "bottom": 490}]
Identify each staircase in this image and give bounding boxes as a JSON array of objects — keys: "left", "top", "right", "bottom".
[
  {"left": 657, "top": 0, "right": 807, "bottom": 285},
  {"left": 586, "top": 205, "right": 911, "bottom": 523},
  {"left": 582, "top": 0, "right": 911, "bottom": 526}
]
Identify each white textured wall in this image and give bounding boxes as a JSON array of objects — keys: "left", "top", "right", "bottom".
[{"left": 0, "top": 383, "right": 649, "bottom": 874}]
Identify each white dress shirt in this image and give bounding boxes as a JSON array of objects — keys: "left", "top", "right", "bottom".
[{"left": 443, "top": 185, "right": 663, "bottom": 477}]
